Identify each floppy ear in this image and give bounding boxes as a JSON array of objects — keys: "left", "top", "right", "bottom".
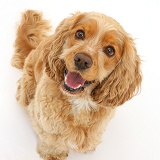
[
  {"left": 44, "top": 12, "right": 85, "bottom": 82},
  {"left": 92, "top": 36, "right": 142, "bottom": 107}
]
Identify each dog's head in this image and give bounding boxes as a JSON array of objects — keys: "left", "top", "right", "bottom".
[{"left": 45, "top": 12, "right": 142, "bottom": 107}]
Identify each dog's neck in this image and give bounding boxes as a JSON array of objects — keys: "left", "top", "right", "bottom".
[
  {"left": 69, "top": 95, "right": 98, "bottom": 114},
  {"left": 67, "top": 82, "right": 98, "bottom": 113}
]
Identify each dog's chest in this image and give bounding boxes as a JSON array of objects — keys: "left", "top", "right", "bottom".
[{"left": 69, "top": 96, "right": 98, "bottom": 114}]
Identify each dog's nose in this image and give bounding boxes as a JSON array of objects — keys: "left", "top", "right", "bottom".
[{"left": 74, "top": 52, "right": 93, "bottom": 70}]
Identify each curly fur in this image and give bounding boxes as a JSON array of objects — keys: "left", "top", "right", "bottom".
[{"left": 11, "top": 10, "right": 142, "bottom": 160}]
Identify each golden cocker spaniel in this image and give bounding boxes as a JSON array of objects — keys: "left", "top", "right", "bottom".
[{"left": 11, "top": 10, "right": 142, "bottom": 160}]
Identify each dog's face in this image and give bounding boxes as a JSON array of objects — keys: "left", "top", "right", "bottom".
[
  {"left": 45, "top": 12, "right": 142, "bottom": 107},
  {"left": 59, "top": 13, "right": 123, "bottom": 94}
]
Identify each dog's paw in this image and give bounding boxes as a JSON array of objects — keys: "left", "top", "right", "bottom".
[
  {"left": 44, "top": 154, "right": 68, "bottom": 160},
  {"left": 44, "top": 155, "right": 58, "bottom": 160}
]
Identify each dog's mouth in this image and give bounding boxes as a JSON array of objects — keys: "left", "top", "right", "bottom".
[{"left": 63, "top": 69, "right": 94, "bottom": 93}]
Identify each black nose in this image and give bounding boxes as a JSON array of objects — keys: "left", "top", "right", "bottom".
[{"left": 74, "top": 53, "right": 93, "bottom": 70}]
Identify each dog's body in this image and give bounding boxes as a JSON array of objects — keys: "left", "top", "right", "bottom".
[{"left": 11, "top": 10, "right": 142, "bottom": 160}]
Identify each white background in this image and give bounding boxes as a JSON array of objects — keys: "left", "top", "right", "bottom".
[{"left": 0, "top": 0, "right": 160, "bottom": 160}]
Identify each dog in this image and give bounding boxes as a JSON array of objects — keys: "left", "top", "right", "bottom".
[{"left": 11, "top": 10, "right": 142, "bottom": 160}]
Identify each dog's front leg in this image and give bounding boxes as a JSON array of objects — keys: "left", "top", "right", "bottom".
[{"left": 36, "top": 133, "right": 69, "bottom": 160}]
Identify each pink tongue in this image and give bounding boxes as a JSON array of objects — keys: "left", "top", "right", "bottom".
[{"left": 65, "top": 71, "right": 85, "bottom": 89}]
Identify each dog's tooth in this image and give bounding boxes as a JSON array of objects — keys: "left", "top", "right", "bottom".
[
  {"left": 65, "top": 75, "right": 67, "bottom": 82},
  {"left": 74, "top": 84, "right": 82, "bottom": 89}
]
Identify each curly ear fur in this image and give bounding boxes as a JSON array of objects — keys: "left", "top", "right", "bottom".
[
  {"left": 45, "top": 12, "right": 85, "bottom": 82},
  {"left": 92, "top": 36, "right": 142, "bottom": 107}
]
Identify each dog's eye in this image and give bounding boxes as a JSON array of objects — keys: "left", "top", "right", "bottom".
[
  {"left": 103, "top": 46, "right": 115, "bottom": 57},
  {"left": 75, "top": 30, "right": 85, "bottom": 40}
]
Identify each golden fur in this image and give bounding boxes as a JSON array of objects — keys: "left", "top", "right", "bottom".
[{"left": 11, "top": 10, "right": 142, "bottom": 160}]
